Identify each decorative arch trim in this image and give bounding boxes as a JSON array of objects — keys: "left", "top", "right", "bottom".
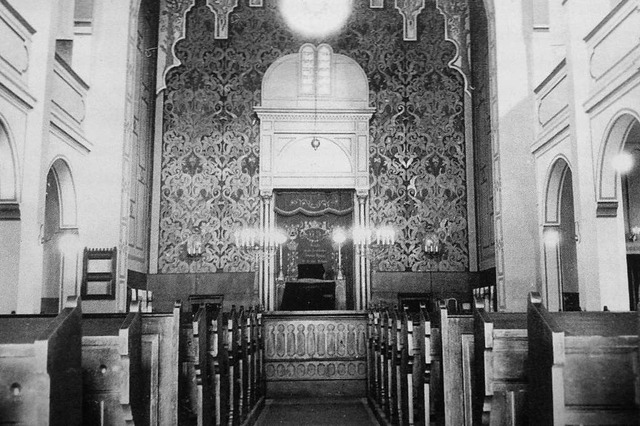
[
  {"left": 596, "top": 110, "right": 640, "bottom": 216},
  {"left": 544, "top": 156, "right": 572, "bottom": 225},
  {"left": 47, "top": 157, "right": 77, "bottom": 229},
  {"left": 157, "top": 0, "right": 196, "bottom": 93},
  {"left": 0, "top": 118, "right": 18, "bottom": 202}
]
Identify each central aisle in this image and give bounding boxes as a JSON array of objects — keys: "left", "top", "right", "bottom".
[{"left": 255, "top": 398, "right": 380, "bottom": 426}]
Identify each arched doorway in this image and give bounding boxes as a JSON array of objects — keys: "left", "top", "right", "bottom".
[
  {"left": 41, "top": 158, "right": 79, "bottom": 313},
  {"left": 596, "top": 112, "right": 640, "bottom": 310},
  {"left": 619, "top": 119, "right": 640, "bottom": 309},
  {"left": 0, "top": 120, "right": 20, "bottom": 313},
  {"left": 543, "top": 158, "right": 579, "bottom": 311}
]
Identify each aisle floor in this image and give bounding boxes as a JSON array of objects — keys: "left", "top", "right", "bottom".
[{"left": 255, "top": 398, "right": 380, "bottom": 426}]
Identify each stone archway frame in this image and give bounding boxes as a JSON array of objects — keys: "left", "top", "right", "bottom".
[{"left": 596, "top": 111, "right": 640, "bottom": 217}]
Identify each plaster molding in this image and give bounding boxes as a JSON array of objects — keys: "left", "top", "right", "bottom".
[
  {"left": 395, "top": 0, "right": 426, "bottom": 41},
  {"left": 205, "top": 0, "right": 239, "bottom": 40},
  {"left": 436, "top": 0, "right": 471, "bottom": 95}
]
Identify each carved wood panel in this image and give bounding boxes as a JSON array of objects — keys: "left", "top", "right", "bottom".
[{"left": 262, "top": 313, "right": 367, "bottom": 381}]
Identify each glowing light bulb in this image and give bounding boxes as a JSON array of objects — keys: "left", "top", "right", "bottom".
[
  {"left": 279, "top": 0, "right": 353, "bottom": 38},
  {"left": 612, "top": 152, "right": 634, "bottom": 174}
]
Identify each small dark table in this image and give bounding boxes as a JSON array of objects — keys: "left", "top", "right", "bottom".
[{"left": 280, "top": 280, "right": 336, "bottom": 311}]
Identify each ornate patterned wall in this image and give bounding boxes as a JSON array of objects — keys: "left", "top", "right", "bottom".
[{"left": 159, "top": 0, "right": 467, "bottom": 273}]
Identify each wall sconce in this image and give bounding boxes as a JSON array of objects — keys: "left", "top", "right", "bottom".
[
  {"left": 423, "top": 232, "right": 441, "bottom": 256},
  {"left": 629, "top": 226, "right": 640, "bottom": 242},
  {"left": 185, "top": 232, "right": 203, "bottom": 257}
]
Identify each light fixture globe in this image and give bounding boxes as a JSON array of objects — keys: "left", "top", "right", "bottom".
[{"left": 279, "top": 0, "right": 353, "bottom": 38}]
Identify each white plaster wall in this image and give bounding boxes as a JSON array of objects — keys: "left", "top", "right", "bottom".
[
  {"left": 587, "top": 83, "right": 640, "bottom": 310},
  {"left": 563, "top": 0, "right": 636, "bottom": 311},
  {"left": 0, "top": 220, "right": 20, "bottom": 312},
  {"left": 10, "top": 0, "right": 60, "bottom": 313},
  {"left": 77, "top": 0, "right": 130, "bottom": 250},
  {"left": 6, "top": 0, "right": 133, "bottom": 312},
  {"left": 492, "top": 1, "right": 541, "bottom": 311}
]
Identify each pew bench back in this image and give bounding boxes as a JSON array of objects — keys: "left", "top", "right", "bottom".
[
  {"left": 527, "top": 293, "right": 639, "bottom": 425},
  {"left": 0, "top": 298, "right": 82, "bottom": 426},
  {"left": 473, "top": 306, "right": 528, "bottom": 425},
  {"left": 81, "top": 311, "right": 142, "bottom": 426}
]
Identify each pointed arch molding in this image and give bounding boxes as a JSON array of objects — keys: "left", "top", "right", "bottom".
[
  {"left": 545, "top": 157, "right": 571, "bottom": 225},
  {"left": 596, "top": 112, "right": 640, "bottom": 217}
]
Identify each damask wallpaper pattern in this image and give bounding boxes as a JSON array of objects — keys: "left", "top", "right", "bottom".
[{"left": 159, "top": 0, "right": 468, "bottom": 273}]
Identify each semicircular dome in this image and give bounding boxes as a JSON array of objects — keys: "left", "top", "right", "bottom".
[{"left": 261, "top": 44, "right": 369, "bottom": 110}]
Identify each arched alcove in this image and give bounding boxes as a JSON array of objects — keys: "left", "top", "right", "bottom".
[
  {"left": 254, "top": 44, "right": 374, "bottom": 310},
  {"left": 0, "top": 120, "right": 17, "bottom": 201},
  {"left": 619, "top": 119, "right": 640, "bottom": 309},
  {"left": 256, "top": 43, "right": 373, "bottom": 194},
  {"left": 543, "top": 157, "right": 579, "bottom": 311},
  {"left": 596, "top": 111, "right": 640, "bottom": 215},
  {"left": 41, "top": 158, "right": 79, "bottom": 313},
  {"left": 0, "top": 120, "right": 20, "bottom": 313}
]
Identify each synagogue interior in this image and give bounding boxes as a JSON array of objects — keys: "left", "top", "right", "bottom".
[{"left": 0, "top": 0, "right": 639, "bottom": 424}]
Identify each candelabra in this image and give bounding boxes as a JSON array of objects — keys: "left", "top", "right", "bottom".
[
  {"left": 353, "top": 225, "right": 396, "bottom": 260},
  {"left": 234, "top": 227, "right": 287, "bottom": 279},
  {"left": 332, "top": 228, "right": 347, "bottom": 280},
  {"left": 185, "top": 233, "right": 203, "bottom": 257}
]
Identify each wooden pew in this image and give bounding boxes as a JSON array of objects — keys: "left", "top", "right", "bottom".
[
  {"left": 527, "top": 292, "right": 639, "bottom": 425},
  {"left": 190, "top": 303, "right": 264, "bottom": 426},
  {"left": 0, "top": 297, "right": 82, "bottom": 426},
  {"left": 81, "top": 304, "right": 142, "bottom": 425},
  {"left": 141, "top": 301, "right": 181, "bottom": 426},
  {"left": 367, "top": 305, "right": 433, "bottom": 426},
  {"left": 439, "top": 303, "right": 474, "bottom": 426},
  {"left": 414, "top": 305, "right": 436, "bottom": 426},
  {"left": 192, "top": 302, "right": 217, "bottom": 426},
  {"left": 179, "top": 305, "right": 198, "bottom": 424},
  {"left": 473, "top": 299, "right": 528, "bottom": 426}
]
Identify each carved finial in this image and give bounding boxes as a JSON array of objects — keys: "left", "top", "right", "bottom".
[
  {"left": 66, "top": 296, "right": 79, "bottom": 309},
  {"left": 206, "top": 0, "right": 239, "bottom": 39},
  {"left": 130, "top": 300, "right": 140, "bottom": 313},
  {"left": 395, "top": 0, "right": 425, "bottom": 41},
  {"left": 529, "top": 292, "right": 542, "bottom": 305},
  {"left": 474, "top": 296, "right": 484, "bottom": 311}
]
